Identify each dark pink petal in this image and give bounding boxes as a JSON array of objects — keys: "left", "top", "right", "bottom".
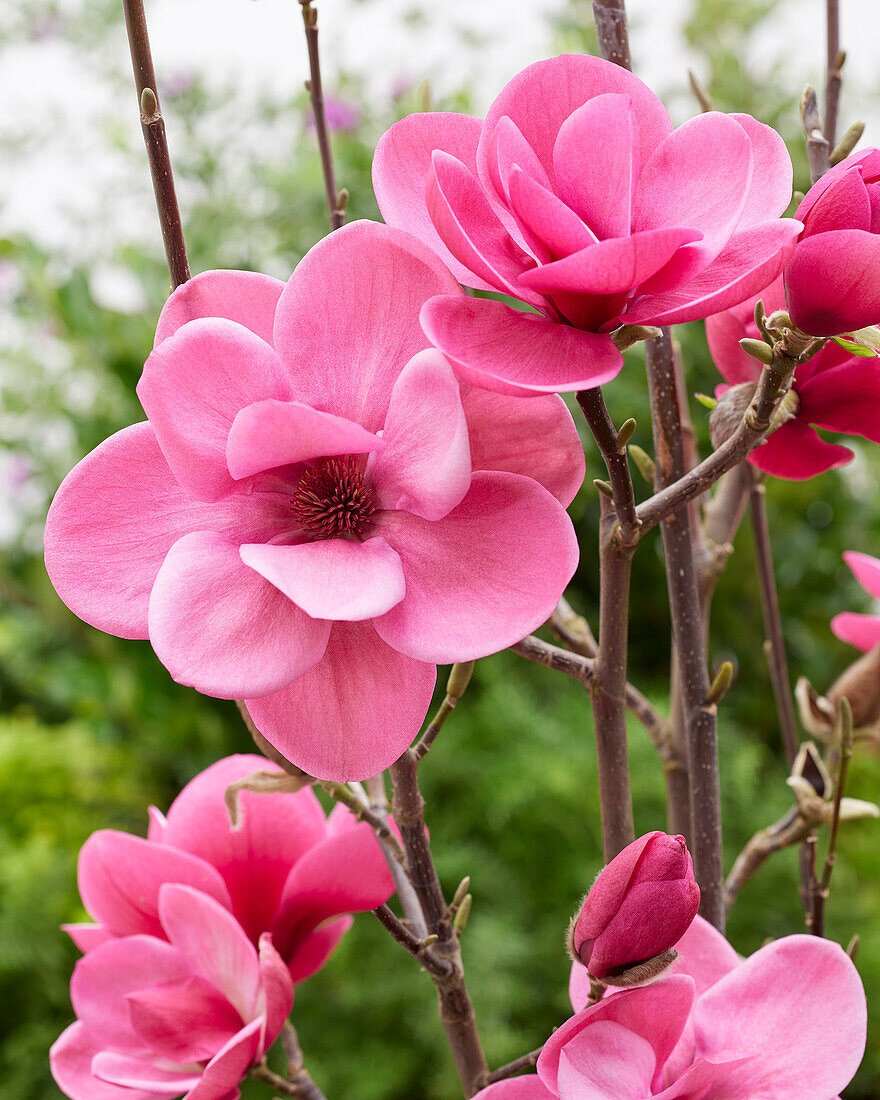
[
  {"left": 694, "top": 935, "right": 866, "bottom": 1099},
  {"left": 257, "top": 934, "right": 294, "bottom": 1048},
  {"left": 669, "top": 914, "right": 739, "bottom": 996},
  {"left": 246, "top": 621, "right": 436, "bottom": 781},
  {"left": 477, "top": 55, "right": 672, "bottom": 197},
  {"left": 138, "top": 319, "right": 293, "bottom": 502},
  {"left": 240, "top": 537, "right": 406, "bottom": 622},
  {"left": 797, "top": 358, "right": 880, "bottom": 442},
  {"left": 373, "top": 112, "right": 494, "bottom": 289},
  {"left": 831, "top": 611, "right": 880, "bottom": 652},
  {"left": 368, "top": 349, "right": 471, "bottom": 520},
  {"left": 474, "top": 1078, "right": 555, "bottom": 1100},
  {"left": 91, "top": 1052, "right": 201, "bottom": 1094},
  {"left": 160, "top": 755, "right": 328, "bottom": 946},
  {"left": 556, "top": 1019, "right": 656, "bottom": 1098},
  {"left": 786, "top": 229, "right": 880, "bottom": 335},
  {"left": 126, "top": 975, "right": 244, "bottom": 1062},
  {"left": 184, "top": 1018, "right": 264, "bottom": 1100},
  {"left": 748, "top": 420, "right": 852, "bottom": 480},
  {"left": 154, "top": 270, "right": 285, "bottom": 347},
  {"left": 421, "top": 295, "right": 623, "bottom": 397},
  {"left": 226, "top": 400, "right": 382, "bottom": 481},
  {"left": 843, "top": 550, "right": 880, "bottom": 599},
  {"left": 553, "top": 93, "right": 636, "bottom": 239},
  {"left": 794, "top": 149, "right": 880, "bottom": 222},
  {"left": 51, "top": 1022, "right": 164, "bottom": 1100},
  {"left": 63, "top": 924, "right": 113, "bottom": 954},
  {"left": 505, "top": 166, "right": 598, "bottom": 260},
  {"left": 800, "top": 166, "right": 871, "bottom": 238},
  {"left": 484, "top": 114, "right": 552, "bottom": 205},
  {"left": 77, "top": 830, "right": 232, "bottom": 939},
  {"left": 285, "top": 916, "right": 351, "bottom": 985},
  {"left": 461, "top": 388, "right": 585, "bottom": 507},
  {"left": 729, "top": 113, "right": 794, "bottom": 229},
  {"left": 373, "top": 471, "right": 579, "bottom": 663},
  {"left": 148, "top": 532, "right": 330, "bottom": 699},
  {"left": 273, "top": 221, "right": 463, "bottom": 432},
  {"left": 705, "top": 309, "right": 761, "bottom": 386}
]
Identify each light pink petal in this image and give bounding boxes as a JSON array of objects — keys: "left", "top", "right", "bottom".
[
  {"left": 91, "top": 1052, "right": 201, "bottom": 1094},
  {"left": 160, "top": 755, "right": 328, "bottom": 946},
  {"left": 669, "top": 914, "right": 740, "bottom": 995},
  {"left": 555, "top": 1020, "right": 656, "bottom": 1099},
  {"left": 705, "top": 310, "right": 761, "bottom": 387},
  {"left": 786, "top": 228, "right": 880, "bottom": 335},
  {"left": 126, "top": 975, "right": 244, "bottom": 1063},
  {"left": 257, "top": 934, "right": 294, "bottom": 1048},
  {"left": 51, "top": 1022, "right": 165, "bottom": 1100},
  {"left": 478, "top": 55, "right": 672, "bottom": 199},
  {"left": 421, "top": 295, "right": 622, "bottom": 397},
  {"left": 137, "top": 319, "right": 293, "bottom": 502},
  {"left": 373, "top": 471, "right": 579, "bottom": 663},
  {"left": 800, "top": 166, "right": 871, "bottom": 239},
  {"left": 474, "top": 1078, "right": 555, "bottom": 1100},
  {"left": 285, "top": 916, "right": 351, "bottom": 985},
  {"left": 652, "top": 1054, "right": 756, "bottom": 1099},
  {"left": 553, "top": 94, "right": 636, "bottom": 239},
  {"left": 184, "top": 1019, "right": 264, "bottom": 1100},
  {"left": 154, "top": 270, "right": 285, "bottom": 346},
  {"left": 240, "top": 537, "right": 406, "bottom": 622},
  {"left": 461, "top": 388, "right": 585, "bottom": 507},
  {"left": 368, "top": 348, "right": 471, "bottom": 520},
  {"left": 748, "top": 420, "right": 852, "bottom": 480},
  {"left": 831, "top": 611, "right": 880, "bottom": 652},
  {"left": 77, "top": 830, "right": 232, "bottom": 939},
  {"left": 694, "top": 935, "right": 866, "bottom": 1099},
  {"left": 148, "top": 531, "right": 330, "bottom": 699},
  {"left": 505, "top": 166, "right": 598, "bottom": 261},
  {"left": 246, "top": 621, "right": 436, "bottom": 782},
  {"left": 226, "top": 401, "right": 382, "bottom": 481},
  {"left": 797, "top": 359, "right": 880, "bottom": 442},
  {"left": 158, "top": 883, "right": 261, "bottom": 1022},
  {"left": 729, "top": 113, "right": 794, "bottom": 229},
  {"left": 373, "top": 112, "right": 495, "bottom": 289},
  {"left": 63, "top": 924, "right": 114, "bottom": 954},
  {"left": 843, "top": 550, "right": 880, "bottom": 600},
  {"left": 273, "top": 220, "right": 462, "bottom": 432}
]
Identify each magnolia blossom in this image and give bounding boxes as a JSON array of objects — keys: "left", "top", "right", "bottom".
[
  {"left": 63, "top": 755, "right": 395, "bottom": 984},
  {"left": 373, "top": 53, "right": 800, "bottom": 396},
  {"left": 785, "top": 149, "right": 880, "bottom": 336},
  {"left": 477, "top": 917, "right": 865, "bottom": 1100},
  {"left": 832, "top": 550, "right": 880, "bottom": 652},
  {"left": 44, "top": 220, "right": 584, "bottom": 780},
  {"left": 706, "top": 275, "right": 880, "bottom": 478},
  {"left": 51, "top": 882, "right": 294, "bottom": 1100}
]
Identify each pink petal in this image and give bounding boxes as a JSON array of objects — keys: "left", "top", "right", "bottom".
[
  {"left": 800, "top": 166, "right": 871, "bottom": 239},
  {"left": 729, "top": 113, "right": 794, "bottom": 229},
  {"left": 652, "top": 1053, "right": 756, "bottom": 1099},
  {"left": 553, "top": 94, "right": 636, "bottom": 240},
  {"left": 184, "top": 1018, "right": 263, "bottom": 1100},
  {"left": 569, "top": 962, "right": 593, "bottom": 1014},
  {"left": 159, "top": 755, "right": 329, "bottom": 946},
  {"left": 257, "top": 934, "right": 294, "bottom": 1049},
  {"left": 694, "top": 935, "right": 866, "bottom": 1099},
  {"left": 245, "top": 621, "right": 436, "bottom": 781},
  {"left": 372, "top": 112, "right": 495, "bottom": 289},
  {"left": 137, "top": 319, "right": 293, "bottom": 502},
  {"left": 284, "top": 916, "right": 351, "bottom": 985},
  {"left": 461, "top": 388, "right": 585, "bottom": 507},
  {"left": 786, "top": 228, "right": 880, "bottom": 335},
  {"left": 63, "top": 924, "right": 114, "bottom": 954},
  {"left": 273, "top": 220, "right": 462, "bottom": 432},
  {"left": 669, "top": 914, "right": 740, "bottom": 996},
  {"left": 154, "top": 270, "right": 285, "bottom": 346},
  {"left": 368, "top": 348, "right": 471, "bottom": 520},
  {"left": 126, "top": 975, "right": 244, "bottom": 1062},
  {"left": 797, "top": 358, "right": 880, "bottom": 442},
  {"left": 748, "top": 419, "right": 852, "bottom": 480},
  {"left": 373, "top": 471, "right": 579, "bottom": 663},
  {"left": 505, "top": 166, "right": 598, "bottom": 261},
  {"left": 51, "top": 1022, "right": 165, "bottom": 1100},
  {"left": 420, "top": 295, "right": 623, "bottom": 397},
  {"left": 91, "top": 1052, "right": 201, "bottom": 1094},
  {"left": 705, "top": 309, "right": 762, "bottom": 387},
  {"left": 484, "top": 114, "right": 552, "bottom": 205},
  {"left": 148, "top": 532, "right": 330, "bottom": 699},
  {"left": 474, "top": 1079, "right": 555, "bottom": 1100},
  {"left": 843, "top": 550, "right": 880, "bottom": 600},
  {"left": 240, "top": 537, "right": 406, "bottom": 622},
  {"left": 831, "top": 611, "right": 880, "bottom": 652},
  {"left": 158, "top": 883, "right": 261, "bottom": 1022},
  {"left": 556, "top": 1020, "right": 656, "bottom": 1099},
  {"left": 77, "top": 830, "right": 232, "bottom": 939},
  {"left": 226, "top": 400, "right": 383, "bottom": 481}
]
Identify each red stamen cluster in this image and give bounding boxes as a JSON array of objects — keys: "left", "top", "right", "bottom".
[{"left": 292, "top": 457, "right": 375, "bottom": 540}]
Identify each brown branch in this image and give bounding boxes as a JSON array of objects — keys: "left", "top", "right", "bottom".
[
  {"left": 483, "top": 1047, "right": 544, "bottom": 1086},
  {"left": 249, "top": 1059, "right": 327, "bottom": 1100},
  {"left": 299, "top": 2, "right": 347, "bottom": 230},
  {"left": 801, "top": 85, "right": 831, "bottom": 185},
  {"left": 121, "top": 0, "right": 190, "bottom": 287},
  {"left": 317, "top": 780, "right": 408, "bottom": 867},
  {"left": 812, "top": 700, "right": 854, "bottom": 937},
  {"left": 724, "top": 806, "right": 812, "bottom": 911},
  {"left": 591, "top": 0, "right": 632, "bottom": 70},
  {"left": 576, "top": 389, "right": 640, "bottom": 544},
  {"left": 824, "top": 1, "right": 842, "bottom": 148},
  {"left": 372, "top": 903, "right": 455, "bottom": 979}
]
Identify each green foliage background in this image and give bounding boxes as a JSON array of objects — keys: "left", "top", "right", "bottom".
[{"left": 2, "top": 1, "right": 880, "bottom": 1097}]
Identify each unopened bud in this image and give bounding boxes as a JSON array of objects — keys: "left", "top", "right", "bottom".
[
  {"left": 705, "top": 660, "right": 734, "bottom": 706},
  {"left": 446, "top": 661, "right": 475, "bottom": 701},
  {"left": 831, "top": 121, "right": 865, "bottom": 165},
  {"left": 453, "top": 893, "right": 472, "bottom": 935},
  {"left": 740, "top": 338, "right": 774, "bottom": 366},
  {"left": 616, "top": 417, "right": 637, "bottom": 451},
  {"left": 140, "top": 87, "right": 159, "bottom": 120},
  {"left": 450, "top": 876, "right": 471, "bottom": 910},
  {"left": 628, "top": 444, "right": 655, "bottom": 484},
  {"left": 593, "top": 479, "right": 614, "bottom": 499}
]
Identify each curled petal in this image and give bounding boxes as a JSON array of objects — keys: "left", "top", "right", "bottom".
[
  {"left": 831, "top": 611, "right": 880, "bottom": 652},
  {"left": 843, "top": 550, "right": 880, "bottom": 600},
  {"left": 154, "top": 269, "right": 285, "bottom": 346}
]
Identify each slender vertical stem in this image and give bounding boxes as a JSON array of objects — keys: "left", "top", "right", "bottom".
[
  {"left": 812, "top": 700, "right": 854, "bottom": 937},
  {"left": 591, "top": 0, "right": 632, "bottom": 70},
  {"left": 824, "top": 0, "right": 841, "bottom": 148},
  {"left": 121, "top": 0, "right": 190, "bottom": 287},
  {"left": 299, "top": 2, "right": 346, "bottom": 231}
]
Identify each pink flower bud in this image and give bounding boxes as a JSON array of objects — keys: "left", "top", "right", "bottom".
[{"left": 569, "top": 831, "right": 700, "bottom": 980}]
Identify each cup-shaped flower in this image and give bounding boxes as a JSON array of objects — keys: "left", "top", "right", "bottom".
[
  {"left": 478, "top": 918, "right": 865, "bottom": 1100},
  {"left": 62, "top": 755, "right": 396, "bottom": 984},
  {"left": 373, "top": 53, "right": 800, "bottom": 397},
  {"left": 51, "top": 883, "right": 294, "bottom": 1100},
  {"left": 44, "top": 221, "right": 584, "bottom": 780},
  {"left": 832, "top": 550, "right": 880, "bottom": 652},
  {"left": 568, "top": 832, "right": 699, "bottom": 981},
  {"left": 706, "top": 275, "right": 880, "bottom": 478},
  {"left": 785, "top": 149, "right": 880, "bottom": 336}
]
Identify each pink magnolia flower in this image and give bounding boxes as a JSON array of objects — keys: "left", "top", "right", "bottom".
[
  {"left": 373, "top": 53, "right": 800, "bottom": 397},
  {"left": 44, "top": 221, "right": 583, "bottom": 780},
  {"left": 478, "top": 918, "right": 865, "bottom": 1100},
  {"left": 51, "top": 882, "right": 293, "bottom": 1100},
  {"left": 62, "top": 755, "right": 396, "bottom": 985},
  {"left": 569, "top": 832, "right": 699, "bottom": 979},
  {"left": 785, "top": 149, "right": 880, "bottom": 336},
  {"left": 706, "top": 275, "right": 880, "bottom": 478},
  {"left": 832, "top": 550, "right": 880, "bottom": 652}
]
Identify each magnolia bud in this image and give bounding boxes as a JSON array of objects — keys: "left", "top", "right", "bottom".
[{"left": 567, "top": 831, "right": 700, "bottom": 981}]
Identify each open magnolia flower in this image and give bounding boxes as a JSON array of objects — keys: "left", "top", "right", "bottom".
[
  {"left": 374, "top": 53, "right": 800, "bottom": 396},
  {"left": 706, "top": 275, "right": 880, "bottom": 478},
  {"left": 63, "top": 755, "right": 395, "bottom": 984},
  {"left": 51, "top": 882, "right": 294, "bottom": 1100},
  {"left": 832, "top": 550, "right": 880, "bottom": 651},
  {"left": 44, "top": 220, "right": 584, "bottom": 779},
  {"left": 476, "top": 917, "right": 865, "bottom": 1100}
]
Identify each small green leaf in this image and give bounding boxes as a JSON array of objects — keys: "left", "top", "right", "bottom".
[{"left": 832, "top": 336, "right": 877, "bottom": 357}]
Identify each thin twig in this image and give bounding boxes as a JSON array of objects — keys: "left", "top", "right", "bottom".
[
  {"left": 317, "top": 780, "right": 408, "bottom": 866},
  {"left": 591, "top": 0, "right": 632, "bottom": 70},
  {"left": 121, "top": 0, "right": 190, "bottom": 287},
  {"left": 299, "top": 1, "right": 347, "bottom": 230},
  {"left": 483, "top": 1047, "right": 544, "bottom": 1086},
  {"left": 414, "top": 663, "right": 474, "bottom": 761},
  {"left": 724, "top": 806, "right": 813, "bottom": 911},
  {"left": 576, "top": 389, "right": 640, "bottom": 544},
  {"left": 824, "top": 0, "right": 842, "bottom": 148},
  {"left": 801, "top": 85, "right": 831, "bottom": 184},
  {"left": 372, "top": 903, "right": 455, "bottom": 978},
  {"left": 812, "top": 699, "right": 854, "bottom": 936},
  {"left": 249, "top": 1061, "right": 328, "bottom": 1100}
]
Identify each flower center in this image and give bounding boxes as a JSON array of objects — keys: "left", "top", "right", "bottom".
[{"left": 291, "top": 457, "right": 375, "bottom": 540}]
